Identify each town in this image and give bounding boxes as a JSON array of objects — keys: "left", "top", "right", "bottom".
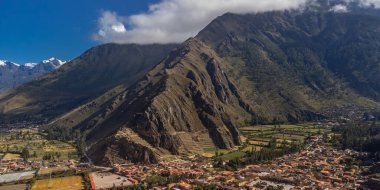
[
  {"left": 107, "top": 135, "right": 365, "bottom": 190},
  {"left": 0, "top": 120, "right": 377, "bottom": 190}
]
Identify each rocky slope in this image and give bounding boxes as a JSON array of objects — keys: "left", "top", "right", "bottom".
[
  {"left": 0, "top": 58, "right": 65, "bottom": 92},
  {"left": 0, "top": 44, "right": 177, "bottom": 123},
  {"left": 196, "top": 11, "right": 380, "bottom": 120},
  {"left": 82, "top": 38, "right": 247, "bottom": 164},
  {"left": 79, "top": 10, "right": 380, "bottom": 165}
]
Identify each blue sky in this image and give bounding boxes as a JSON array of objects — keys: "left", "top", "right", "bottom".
[
  {"left": 0, "top": 0, "right": 158, "bottom": 63},
  {"left": 2, "top": 0, "right": 374, "bottom": 63}
]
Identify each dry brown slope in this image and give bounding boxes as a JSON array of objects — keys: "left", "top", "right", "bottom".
[
  {"left": 0, "top": 43, "right": 177, "bottom": 123},
  {"left": 85, "top": 38, "right": 252, "bottom": 164},
  {"left": 196, "top": 11, "right": 380, "bottom": 121}
]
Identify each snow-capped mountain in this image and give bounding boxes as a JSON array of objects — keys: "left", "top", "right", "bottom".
[
  {"left": 0, "top": 60, "right": 20, "bottom": 67},
  {"left": 0, "top": 58, "right": 66, "bottom": 92}
]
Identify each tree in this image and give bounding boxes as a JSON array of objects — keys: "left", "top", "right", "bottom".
[
  {"left": 144, "top": 175, "right": 167, "bottom": 188},
  {"left": 56, "top": 152, "right": 61, "bottom": 160},
  {"left": 215, "top": 150, "right": 219, "bottom": 157},
  {"left": 22, "top": 147, "right": 30, "bottom": 161},
  {"left": 76, "top": 136, "right": 86, "bottom": 157},
  {"left": 269, "top": 138, "right": 277, "bottom": 150},
  {"left": 322, "top": 133, "right": 328, "bottom": 143}
]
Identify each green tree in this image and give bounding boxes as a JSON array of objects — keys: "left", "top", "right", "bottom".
[
  {"left": 56, "top": 152, "right": 62, "bottom": 160},
  {"left": 22, "top": 147, "right": 30, "bottom": 161},
  {"left": 269, "top": 138, "right": 277, "bottom": 149}
]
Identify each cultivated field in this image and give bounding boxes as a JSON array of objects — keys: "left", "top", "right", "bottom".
[
  {"left": 214, "top": 123, "right": 330, "bottom": 161},
  {"left": 38, "top": 166, "right": 71, "bottom": 176},
  {"left": 31, "top": 176, "right": 84, "bottom": 190},
  {"left": 0, "top": 129, "right": 78, "bottom": 161},
  {"left": 2, "top": 153, "right": 21, "bottom": 161},
  {"left": 240, "top": 124, "right": 328, "bottom": 146}
]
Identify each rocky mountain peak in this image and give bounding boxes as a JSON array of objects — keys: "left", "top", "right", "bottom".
[
  {"left": 41, "top": 57, "right": 66, "bottom": 68},
  {"left": 0, "top": 58, "right": 66, "bottom": 92}
]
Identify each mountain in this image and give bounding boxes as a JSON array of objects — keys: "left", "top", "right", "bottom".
[
  {"left": 31, "top": 58, "right": 66, "bottom": 73},
  {"left": 196, "top": 11, "right": 380, "bottom": 118},
  {"left": 2, "top": 9, "right": 380, "bottom": 165},
  {"left": 0, "top": 44, "right": 177, "bottom": 123},
  {"left": 59, "top": 10, "right": 380, "bottom": 165},
  {"left": 0, "top": 58, "right": 66, "bottom": 92}
]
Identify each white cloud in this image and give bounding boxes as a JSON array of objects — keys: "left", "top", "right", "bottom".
[
  {"left": 92, "top": 11, "right": 127, "bottom": 40},
  {"left": 330, "top": 4, "right": 349, "bottom": 12},
  {"left": 93, "top": 0, "right": 380, "bottom": 44},
  {"left": 342, "top": 0, "right": 380, "bottom": 7},
  {"left": 93, "top": 0, "right": 310, "bottom": 44},
  {"left": 355, "top": 0, "right": 380, "bottom": 7}
]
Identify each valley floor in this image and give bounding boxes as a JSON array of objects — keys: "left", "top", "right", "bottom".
[
  {"left": 0, "top": 123, "right": 374, "bottom": 190},
  {"left": 107, "top": 135, "right": 365, "bottom": 189}
]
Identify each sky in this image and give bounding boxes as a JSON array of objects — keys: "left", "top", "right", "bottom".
[
  {"left": 93, "top": 0, "right": 380, "bottom": 44},
  {"left": 0, "top": 0, "right": 158, "bottom": 63},
  {"left": 1, "top": 0, "right": 379, "bottom": 63}
]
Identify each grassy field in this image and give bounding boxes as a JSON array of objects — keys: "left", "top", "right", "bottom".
[
  {"left": 38, "top": 166, "right": 71, "bottom": 175},
  {"left": 240, "top": 124, "right": 328, "bottom": 141},
  {"left": 31, "top": 176, "right": 84, "bottom": 190},
  {"left": 0, "top": 129, "right": 78, "bottom": 161},
  {"left": 213, "top": 123, "right": 330, "bottom": 161},
  {"left": 218, "top": 151, "right": 246, "bottom": 161},
  {"left": 2, "top": 153, "right": 21, "bottom": 161}
]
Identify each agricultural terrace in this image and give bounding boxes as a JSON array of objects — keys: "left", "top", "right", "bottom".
[
  {"left": 2, "top": 153, "right": 21, "bottom": 161},
  {"left": 214, "top": 123, "right": 330, "bottom": 161},
  {"left": 31, "top": 176, "right": 84, "bottom": 190},
  {"left": 0, "top": 129, "right": 78, "bottom": 161}
]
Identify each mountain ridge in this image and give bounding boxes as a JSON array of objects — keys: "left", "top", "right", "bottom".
[
  {"left": 0, "top": 43, "right": 178, "bottom": 123},
  {"left": 0, "top": 58, "right": 66, "bottom": 92},
  {"left": 82, "top": 10, "right": 380, "bottom": 164},
  {"left": 1, "top": 9, "right": 380, "bottom": 165}
]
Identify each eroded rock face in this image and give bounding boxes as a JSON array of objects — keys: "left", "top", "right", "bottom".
[
  {"left": 86, "top": 39, "right": 248, "bottom": 164},
  {"left": 89, "top": 137, "right": 160, "bottom": 165}
]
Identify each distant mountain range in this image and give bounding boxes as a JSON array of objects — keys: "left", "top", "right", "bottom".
[
  {"left": 0, "top": 58, "right": 66, "bottom": 92},
  {"left": 0, "top": 44, "right": 177, "bottom": 122},
  {"left": 1, "top": 3, "right": 380, "bottom": 165}
]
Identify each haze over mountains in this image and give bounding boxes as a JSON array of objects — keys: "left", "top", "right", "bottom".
[
  {"left": 0, "top": 44, "right": 177, "bottom": 123},
  {"left": 0, "top": 58, "right": 66, "bottom": 92},
  {"left": 1, "top": 2, "right": 380, "bottom": 165}
]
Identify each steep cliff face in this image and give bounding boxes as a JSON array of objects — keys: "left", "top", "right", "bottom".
[{"left": 85, "top": 39, "right": 250, "bottom": 164}]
